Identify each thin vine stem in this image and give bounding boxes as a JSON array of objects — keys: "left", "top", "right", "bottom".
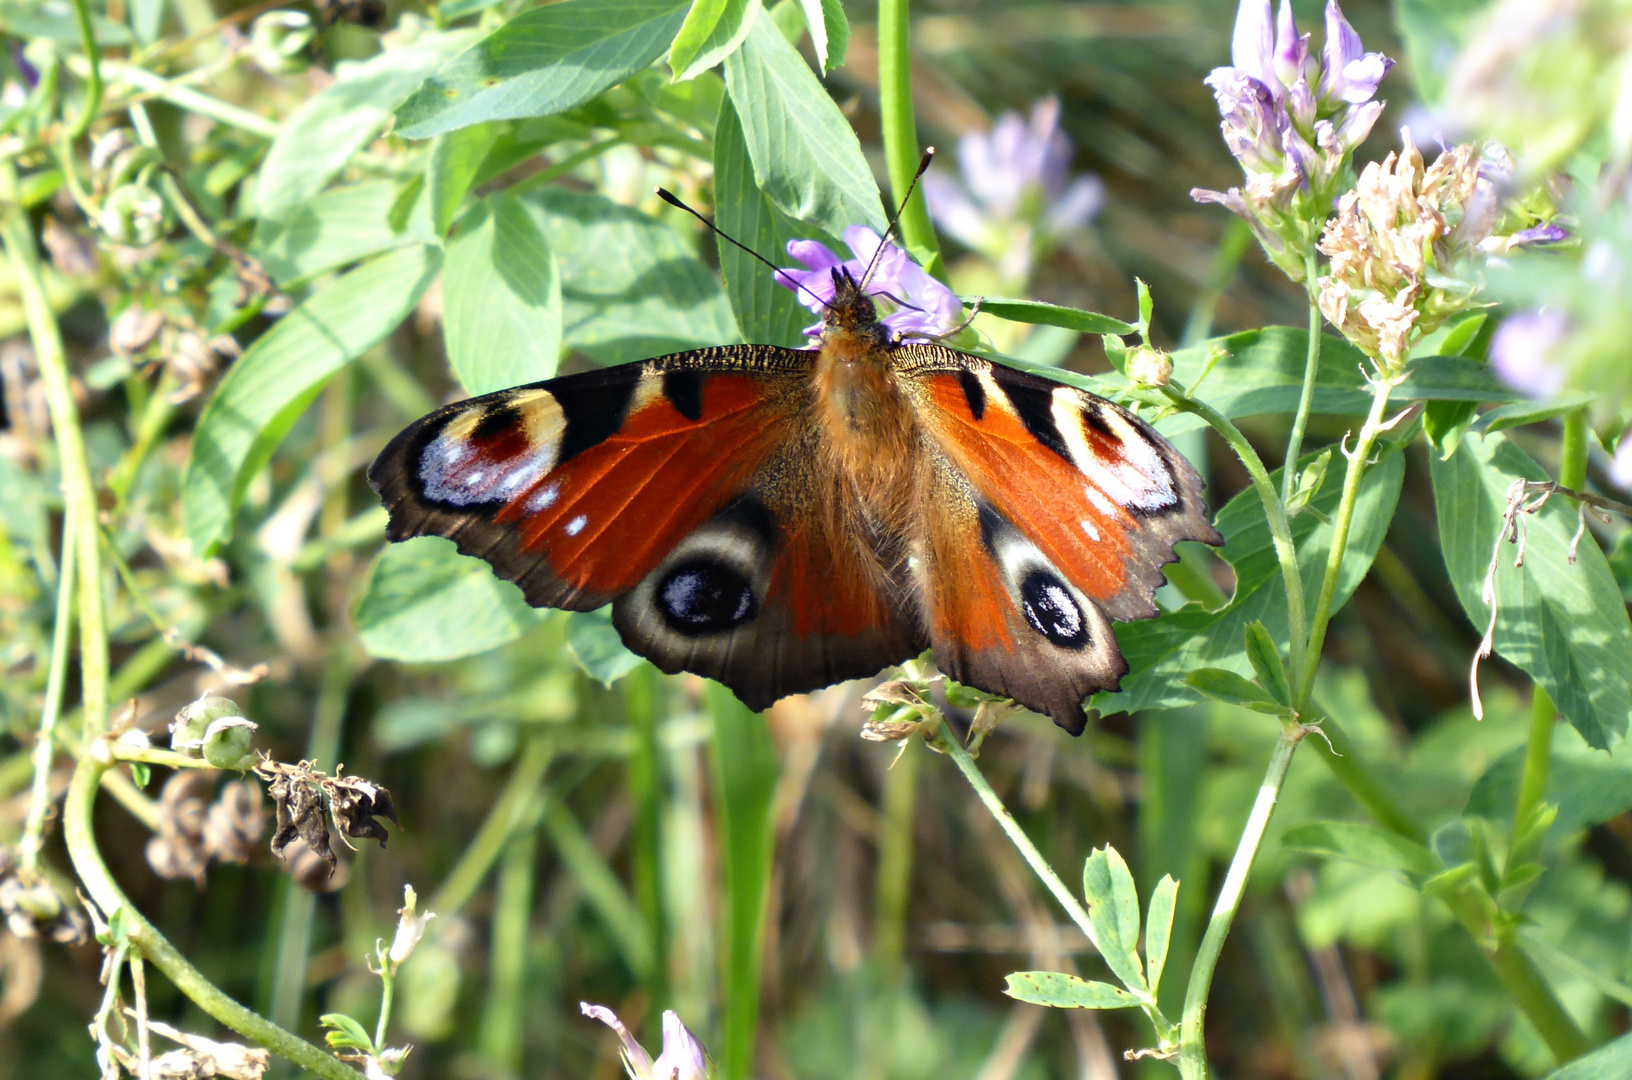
[
  {"left": 1177, "top": 722, "right": 1306, "bottom": 1079},
  {"left": 1281, "top": 250, "right": 1323, "bottom": 506},
  {"left": 18, "top": 498, "right": 76, "bottom": 876},
  {"left": 67, "top": 0, "right": 103, "bottom": 141},
  {"left": 1294, "top": 373, "right": 1402, "bottom": 704},
  {"left": 7, "top": 164, "right": 351, "bottom": 1080},
  {"left": 932, "top": 720, "right": 1099, "bottom": 949},
  {"left": 1159, "top": 385, "right": 1308, "bottom": 689}
]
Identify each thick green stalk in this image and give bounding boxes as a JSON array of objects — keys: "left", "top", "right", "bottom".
[
  {"left": 1305, "top": 716, "right": 1425, "bottom": 844},
  {"left": 1295, "top": 375, "right": 1401, "bottom": 704},
  {"left": 875, "top": 0, "right": 941, "bottom": 273},
  {"left": 873, "top": 738, "right": 919, "bottom": 978},
  {"left": 1281, "top": 254, "right": 1323, "bottom": 506},
  {"left": 1178, "top": 723, "right": 1305, "bottom": 1079},
  {"left": 1160, "top": 386, "right": 1307, "bottom": 689}
]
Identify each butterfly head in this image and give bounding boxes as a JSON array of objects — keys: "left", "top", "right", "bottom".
[{"left": 823, "top": 267, "right": 884, "bottom": 338}]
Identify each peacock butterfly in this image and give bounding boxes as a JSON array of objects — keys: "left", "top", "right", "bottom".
[{"left": 368, "top": 167, "right": 1220, "bottom": 735}]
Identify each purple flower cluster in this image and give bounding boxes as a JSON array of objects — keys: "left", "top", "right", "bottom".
[
  {"left": 775, "top": 225, "right": 963, "bottom": 341},
  {"left": 921, "top": 98, "right": 1104, "bottom": 285},
  {"left": 1194, "top": 0, "right": 1394, "bottom": 279}
]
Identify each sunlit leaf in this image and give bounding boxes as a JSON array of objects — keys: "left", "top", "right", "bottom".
[
  {"left": 394, "top": 0, "right": 691, "bottom": 139},
  {"left": 1004, "top": 971, "right": 1142, "bottom": 1010},
  {"left": 1082, "top": 845, "right": 1145, "bottom": 993},
  {"left": 1282, "top": 821, "right": 1441, "bottom": 878},
  {"left": 183, "top": 245, "right": 442, "bottom": 552},
  {"left": 354, "top": 537, "right": 546, "bottom": 661},
  {"left": 444, "top": 193, "right": 562, "bottom": 395},
  {"left": 1432, "top": 431, "right": 1632, "bottom": 748}
]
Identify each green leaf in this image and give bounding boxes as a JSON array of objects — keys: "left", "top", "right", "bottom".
[
  {"left": 518, "top": 188, "right": 739, "bottom": 363},
  {"left": 1431, "top": 431, "right": 1632, "bottom": 748},
  {"left": 713, "top": 97, "right": 815, "bottom": 348},
  {"left": 1419, "top": 861, "right": 1479, "bottom": 896},
  {"left": 710, "top": 683, "right": 780, "bottom": 1080},
  {"left": 565, "top": 607, "right": 645, "bottom": 686},
  {"left": 1095, "top": 449, "right": 1404, "bottom": 715},
  {"left": 130, "top": 0, "right": 164, "bottom": 44},
  {"left": 1281, "top": 821, "right": 1441, "bottom": 878},
  {"left": 1244, "top": 622, "right": 1293, "bottom": 707},
  {"left": 319, "top": 1013, "right": 375, "bottom": 1052},
  {"left": 355, "top": 537, "right": 546, "bottom": 661},
  {"left": 1082, "top": 845, "right": 1145, "bottom": 993},
  {"left": 428, "top": 123, "right": 500, "bottom": 236},
  {"left": 1140, "top": 328, "right": 1523, "bottom": 437},
  {"left": 444, "top": 193, "right": 562, "bottom": 395},
  {"left": 1476, "top": 393, "right": 1597, "bottom": 435},
  {"left": 978, "top": 297, "right": 1136, "bottom": 336},
  {"left": 257, "top": 35, "right": 474, "bottom": 220},
  {"left": 183, "top": 245, "right": 442, "bottom": 553},
  {"left": 129, "top": 762, "right": 151, "bottom": 789},
  {"left": 250, "top": 182, "right": 408, "bottom": 287},
  {"left": 1285, "top": 448, "right": 1330, "bottom": 516},
  {"left": 722, "top": 16, "right": 885, "bottom": 237},
  {"left": 1543, "top": 1028, "right": 1632, "bottom": 1078},
  {"left": 394, "top": 0, "right": 691, "bottom": 139},
  {"left": 1143, "top": 876, "right": 1178, "bottom": 994},
  {"left": 669, "top": 0, "right": 761, "bottom": 82},
  {"left": 1184, "top": 667, "right": 1289, "bottom": 716},
  {"left": 1435, "top": 312, "right": 1488, "bottom": 357},
  {"left": 0, "top": 1, "right": 132, "bottom": 44},
  {"left": 1466, "top": 722, "right": 1632, "bottom": 835},
  {"left": 1423, "top": 399, "right": 1478, "bottom": 459},
  {"left": 1135, "top": 278, "right": 1153, "bottom": 336},
  {"left": 1003, "top": 971, "right": 1142, "bottom": 1010},
  {"left": 795, "top": 0, "right": 848, "bottom": 71}
]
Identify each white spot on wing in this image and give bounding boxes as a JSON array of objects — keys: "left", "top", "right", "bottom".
[
  {"left": 524, "top": 482, "right": 559, "bottom": 513},
  {"left": 1080, "top": 517, "right": 1101, "bottom": 541},
  {"left": 1050, "top": 390, "right": 1177, "bottom": 515},
  {"left": 565, "top": 515, "right": 587, "bottom": 536}
]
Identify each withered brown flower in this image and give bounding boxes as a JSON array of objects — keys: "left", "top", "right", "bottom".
[{"left": 257, "top": 760, "right": 398, "bottom": 883}]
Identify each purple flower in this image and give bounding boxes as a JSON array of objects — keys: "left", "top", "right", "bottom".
[
  {"left": 1319, "top": 0, "right": 1392, "bottom": 105},
  {"left": 775, "top": 226, "right": 963, "bottom": 341},
  {"left": 1489, "top": 308, "right": 1568, "bottom": 398},
  {"left": 1611, "top": 436, "right": 1632, "bottom": 491},
  {"left": 581, "top": 1003, "right": 712, "bottom": 1080},
  {"left": 920, "top": 98, "right": 1104, "bottom": 284},
  {"left": 1194, "top": 0, "right": 1394, "bottom": 279}
]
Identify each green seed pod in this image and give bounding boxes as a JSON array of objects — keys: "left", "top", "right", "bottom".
[
  {"left": 98, "top": 184, "right": 168, "bottom": 247},
  {"left": 171, "top": 696, "right": 243, "bottom": 752},
  {"left": 202, "top": 716, "right": 259, "bottom": 770},
  {"left": 250, "top": 11, "right": 317, "bottom": 75}
]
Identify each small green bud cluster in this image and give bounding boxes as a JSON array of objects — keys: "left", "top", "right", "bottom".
[{"left": 170, "top": 696, "right": 259, "bottom": 771}]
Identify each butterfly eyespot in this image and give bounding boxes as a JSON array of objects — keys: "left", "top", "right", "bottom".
[
  {"left": 1020, "top": 570, "right": 1088, "bottom": 649},
  {"left": 657, "top": 559, "right": 757, "bottom": 635}
]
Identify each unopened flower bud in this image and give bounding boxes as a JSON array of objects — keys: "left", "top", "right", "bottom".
[
  {"left": 250, "top": 11, "right": 316, "bottom": 75},
  {"left": 387, "top": 884, "right": 435, "bottom": 966},
  {"left": 98, "top": 184, "right": 167, "bottom": 247},
  {"left": 202, "top": 716, "right": 258, "bottom": 770},
  {"left": 1125, "top": 344, "right": 1174, "bottom": 387},
  {"left": 172, "top": 696, "right": 243, "bottom": 751}
]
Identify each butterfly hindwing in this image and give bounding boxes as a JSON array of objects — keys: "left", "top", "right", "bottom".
[
  {"left": 897, "top": 343, "right": 1221, "bottom": 731},
  {"left": 369, "top": 345, "right": 925, "bottom": 707}
]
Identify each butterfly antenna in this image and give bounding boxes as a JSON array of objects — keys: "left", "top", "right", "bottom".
[
  {"left": 654, "top": 187, "right": 832, "bottom": 312},
  {"left": 858, "top": 146, "right": 936, "bottom": 291}
]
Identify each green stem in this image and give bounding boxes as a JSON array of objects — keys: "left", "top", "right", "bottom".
[
  {"left": 873, "top": 737, "right": 919, "bottom": 979},
  {"left": 1305, "top": 715, "right": 1425, "bottom": 844},
  {"left": 1160, "top": 386, "right": 1307, "bottom": 688},
  {"left": 1559, "top": 409, "right": 1589, "bottom": 491},
  {"left": 1282, "top": 254, "right": 1322, "bottom": 506},
  {"left": 67, "top": 0, "right": 102, "bottom": 140},
  {"left": 1178, "top": 723, "right": 1306, "bottom": 1080},
  {"left": 933, "top": 720, "right": 1097, "bottom": 947},
  {"left": 875, "top": 0, "right": 941, "bottom": 274},
  {"left": 374, "top": 971, "right": 394, "bottom": 1051},
  {"left": 1511, "top": 687, "right": 1556, "bottom": 842},
  {"left": 1440, "top": 890, "right": 1591, "bottom": 1063},
  {"left": 64, "top": 761, "right": 357, "bottom": 1080},
  {"left": 18, "top": 498, "right": 76, "bottom": 876},
  {"left": 2, "top": 174, "right": 108, "bottom": 745},
  {"left": 1295, "top": 375, "right": 1401, "bottom": 704}
]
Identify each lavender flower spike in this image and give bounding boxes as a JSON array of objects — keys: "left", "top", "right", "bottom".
[
  {"left": 775, "top": 226, "right": 963, "bottom": 341},
  {"left": 1231, "top": 0, "right": 1276, "bottom": 89},
  {"left": 1318, "top": 0, "right": 1393, "bottom": 106}
]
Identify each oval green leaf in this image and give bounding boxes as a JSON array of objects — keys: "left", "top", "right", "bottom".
[
  {"left": 355, "top": 537, "right": 546, "bottom": 661},
  {"left": 444, "top": 193, "right": 562, "bottom": 395}
]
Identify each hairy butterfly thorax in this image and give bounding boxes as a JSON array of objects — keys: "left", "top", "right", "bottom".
[{"left": 369, "top": 158, "right": 1221, "bottom": 734}]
